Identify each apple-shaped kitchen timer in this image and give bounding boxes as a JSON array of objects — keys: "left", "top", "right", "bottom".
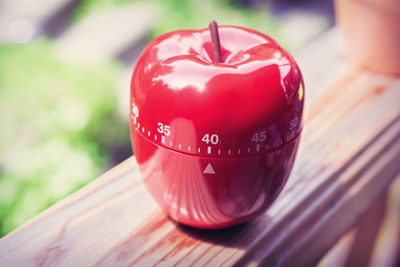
[{"left": 130, "top": 20, "right": 304, "bottom": 229}]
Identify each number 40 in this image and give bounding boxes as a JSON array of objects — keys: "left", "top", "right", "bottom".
[{"left": 202, "top": 134, "right": 219, "bottom": 145}]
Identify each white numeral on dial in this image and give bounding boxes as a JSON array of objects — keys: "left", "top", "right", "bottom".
[
  {"left": 252, "top": 130, "right": 267, "bottom": 142},
  {"left": 289, "top": 116, "right": 299, "bottom": 131},
  {"left": 157, "top": 122, "right": 171, "bottom": 136},
  {"left": 202, "top": 134, "right": 219, "bottom": 145},
  {"left": 131, "top": 102, "right": 139, "bottom": 117}
]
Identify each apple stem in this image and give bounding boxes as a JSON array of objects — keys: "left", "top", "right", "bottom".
[{"left": 209, "top": 19, "right": 222, "bottom": 63}]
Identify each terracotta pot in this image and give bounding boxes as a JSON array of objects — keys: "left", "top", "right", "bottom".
[{"left": 335, "top": 0, "right": 400, "bottom": 75}]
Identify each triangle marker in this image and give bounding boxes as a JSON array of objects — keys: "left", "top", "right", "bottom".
[{"left": 203, "top": 163, "right": 216, "bottom": 174}]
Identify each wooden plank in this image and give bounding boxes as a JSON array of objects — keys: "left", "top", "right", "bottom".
[
  {"left": 370, "top": 177, "right": 400, "bottom": 267},
  {"left": 344, "top": 192, "right": 388, "bottom": 267},
  {"left": 318, "top": 229, "right": 356, "bottom": 267},
  {"left": 0, "top": 158, "right": 160, "bottom": 266},
  {"left": 1, "top": 28, "right": 399, "bottom": 266},
  {"left": 320, "top": 176, "right": 400, "bottom": 267}
]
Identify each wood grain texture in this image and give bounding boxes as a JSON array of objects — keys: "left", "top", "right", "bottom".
[
  {"left": 344, "top": 193, "right": 388, "bottom": 267},
  {"left": 1, "top": 28, "right": 399, "bottom": 266},
  {"left": 321, "top": 176, "right": 400, "bottom": 267}
]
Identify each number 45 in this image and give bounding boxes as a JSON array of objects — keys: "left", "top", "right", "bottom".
[{"left": 252, "top": 131, "right": 267, "bottom": 142}]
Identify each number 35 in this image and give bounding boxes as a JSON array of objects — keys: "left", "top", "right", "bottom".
[{"left": 157, "top": 122, "right": 171, "bottom": 136}]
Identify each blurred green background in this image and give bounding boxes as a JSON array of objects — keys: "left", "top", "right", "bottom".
[{"left": 0, "top": 0, "right": 332, "bottom": 236}]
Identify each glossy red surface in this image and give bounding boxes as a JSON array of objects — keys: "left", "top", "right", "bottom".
[{"left": 130, "top": 26, "right": 304, "bottom": 228}]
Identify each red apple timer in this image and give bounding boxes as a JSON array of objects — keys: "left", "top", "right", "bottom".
[{"left": 130, "top": 21, "right": 304, "bottom": 229}]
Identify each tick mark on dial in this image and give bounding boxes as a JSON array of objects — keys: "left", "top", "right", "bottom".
[
  {"left": 228, "top": 149, "right": 231, "bottom": 155},
  {"left": 161, "top": 136, "right": 165, "bottom": 144},
  {"left": 142, "top": 127, "right": 145, "bottom": 133},
  {"left": 198, "top": 148, "right": 201, "bottom": 153},
  {"left": 154, "top": 135, "right": 157, "bottom": 140},
  {"left": 207, "top": 146, "right": 212, "bottom": 154},
  {"left": 188, "top": 146, "right": 191, "bottom": 151},
  {"left": 179, "top": 144, "right": 182, "bottom": 149},
  {"left": 218, "top": 149, "right": 221, "bottom": 155},
  {"left": 148, "top": 131, "right": 151, "bottom": 137},
  {"left": 137, "top": 123, "right": 140, "bottom": 128},
  {"left": 170, "top": 141, "right": 173, "bottom": 146},
  {"left": 248, "top": 148, "right": 251, "bottom": 153},
  {"left": 256, "top": 144, "right": 260, "bottom": 152},
  {"left": 238, "top": 149, "right": 241, "bottom": 154},
  {"left": 133, "top": 117, "right": 137, "bottom": 124}
]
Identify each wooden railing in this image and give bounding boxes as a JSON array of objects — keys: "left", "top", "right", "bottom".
[
  {"left": 0, "top": 27, "right": 399, "bottom": 266},
  {"left": 1, "top": 1, "right": 400, "bottom": 265}
]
